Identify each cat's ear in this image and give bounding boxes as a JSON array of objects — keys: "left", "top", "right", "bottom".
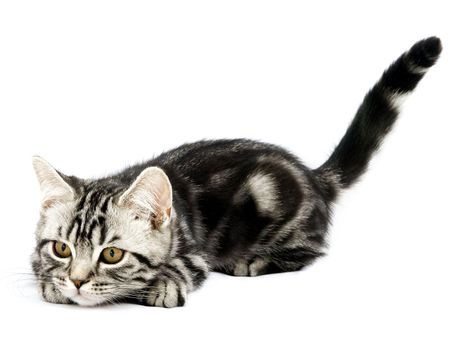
[
  {"left": 32, "top": 156, "right": 75, "bottom": 209},
  {"left": 118, "top": 167, "right": 173, "bottom": 229}
]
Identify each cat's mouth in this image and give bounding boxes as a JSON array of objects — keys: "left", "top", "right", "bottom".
[{"left": 60, "top": 287, "right": 105, "bottom": 306}]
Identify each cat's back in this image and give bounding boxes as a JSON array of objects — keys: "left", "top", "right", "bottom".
[
  {"left": 108, "top": 138, "right": 327, "bottom": 204},
  {"left": 152, "top": 138, "right": 307, "bottom": 176}
]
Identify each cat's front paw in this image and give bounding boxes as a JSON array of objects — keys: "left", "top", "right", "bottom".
[
  {"left": 40, "top": 282, "right": 73, "bottom": 304},
  {"left": 147, "top": 278, "right": 187, "bottom": 308}
]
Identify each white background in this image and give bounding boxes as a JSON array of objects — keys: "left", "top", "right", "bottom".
[{"left": 0, "top": 1, "right": 452, "bottom": 349}]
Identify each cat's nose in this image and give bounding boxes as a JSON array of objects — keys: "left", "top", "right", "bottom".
[{"left": 71, "top": 279, "right": 88, "bottom": 289}]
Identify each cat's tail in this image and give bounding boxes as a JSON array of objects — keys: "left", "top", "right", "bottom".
[{"left": 314, "top": 37, "right": 442, "bottom": 200}]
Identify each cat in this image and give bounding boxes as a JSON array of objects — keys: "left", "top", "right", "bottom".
[{"left": 32, "top": 37, "right": 442, "bottom": 307}]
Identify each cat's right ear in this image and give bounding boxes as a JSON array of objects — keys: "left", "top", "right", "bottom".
[
  {"left": 32, "top": 156, "right": 75, "bottom": 209},
  {"left": 118, "top": 167, "right": 173, "bottom": 230}
]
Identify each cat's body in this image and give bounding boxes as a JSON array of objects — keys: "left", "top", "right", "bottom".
[
  {"left": 32, "top": 37, "right": 442, "bottom": 307},
  {"left": 93, "top": 138, "right": 331, "bottom": 275}
]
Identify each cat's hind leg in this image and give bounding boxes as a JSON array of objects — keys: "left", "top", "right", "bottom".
[
  {"left": 230, "top": 245, "right": 324, "bottom": 277},
  {"left": 214, "top": 257, "right": 269, "bottom": 276},
  {"left": 232, "top": 257, "right": 269, "bottom": 276}
]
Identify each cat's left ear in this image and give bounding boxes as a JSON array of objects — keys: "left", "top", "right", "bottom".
[
  {"left": 32, "top": 156, "right": 75, "bottom": 210},
  {"left": 118, "top": 167, "right": 173, "bottom": 229}
]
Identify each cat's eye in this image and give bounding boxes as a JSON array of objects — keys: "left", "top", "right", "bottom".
[
  {"left": 100, "top": 247, "right": 124, "bottom": 264},
  {"left": 53, "top": 241, "right": 72, "bottom": 258}
]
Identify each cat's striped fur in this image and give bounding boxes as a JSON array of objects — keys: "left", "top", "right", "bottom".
[{"left": 32, "top": 37, "right": 442, "bottom": 307}]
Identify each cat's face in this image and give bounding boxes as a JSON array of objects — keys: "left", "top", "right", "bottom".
[{"left": 31, "top": 157, "right": 173, "bottom": 306}]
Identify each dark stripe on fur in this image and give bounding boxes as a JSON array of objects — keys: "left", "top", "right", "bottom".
[
  {"left": 131, "top": 252, "right": 158, "bottom": 269},
  {"left": 180, "top": 256, "right": 207, "bottom": 288},
  {"left": 97, "top": 216, "right": 107, "bottom": 245},
  {"left": 164, "top": 264, "right": 188, "bottom": 284}
]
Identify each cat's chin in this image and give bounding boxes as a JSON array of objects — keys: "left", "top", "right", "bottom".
[{"left": 69, "top": 293, "right": 105, "bottom": 306}]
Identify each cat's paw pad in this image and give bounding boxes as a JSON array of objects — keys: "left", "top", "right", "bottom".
[{"left": 147, "top": 279, "right": 186, "bottom": 308}]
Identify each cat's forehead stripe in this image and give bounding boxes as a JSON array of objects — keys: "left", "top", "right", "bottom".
[{"left": 65, "top": 190, "right": 114, "bottom": 245}]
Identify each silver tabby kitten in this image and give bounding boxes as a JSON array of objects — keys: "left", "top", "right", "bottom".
[{"left": 32, "top": 37, "right": 441, "bottom": 307}]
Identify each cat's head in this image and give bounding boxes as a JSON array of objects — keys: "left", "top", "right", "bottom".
[{"left": 31, "top": 156, "right": 174, "bottom": 306}]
